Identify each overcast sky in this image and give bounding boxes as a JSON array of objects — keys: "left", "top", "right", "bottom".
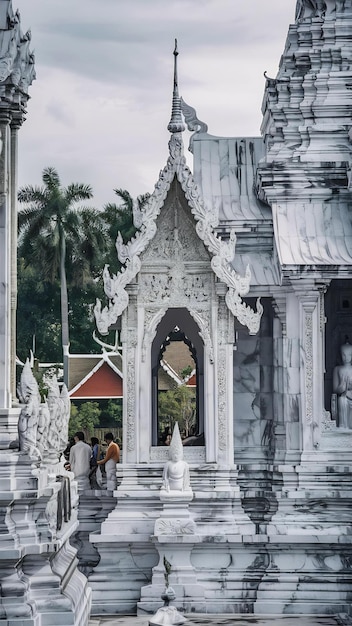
[{"left": 14, "top": 0, "right": 297, "bottom": 208}]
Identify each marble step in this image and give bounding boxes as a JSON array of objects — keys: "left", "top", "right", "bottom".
[{"left": 89, "top": 614, "right": 349, "bottom": 626}]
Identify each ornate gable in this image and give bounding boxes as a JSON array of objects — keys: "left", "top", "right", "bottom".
[
  {"left": 141, "top": 179, "right": 210, "bottom": 265},
  {"left": 94, "top": 133, "right": 263, "bottom": 337},
  {"left": 94, "top": 44, "right": 263, "bottom": 338},
  {"left": 139, "top": 178, "right": 212, "bottom": 309}
]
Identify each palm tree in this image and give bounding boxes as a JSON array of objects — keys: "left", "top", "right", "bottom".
[
  {"left": 18, "top": 166, "right": 94, "bottom": 386},
  {"left": 101, "top": 188, "right": 150, "bottom": 273}
]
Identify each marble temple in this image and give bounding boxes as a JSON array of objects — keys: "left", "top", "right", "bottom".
[
  {"left": 0, "top": 2, "right": 91, "bottom": 625},
  {"left": 1, "top": 0, "right": 352, "bottom": 624}
]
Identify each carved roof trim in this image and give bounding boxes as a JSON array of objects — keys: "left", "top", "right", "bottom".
[
  {"left": 94, "top": 133, "right": 263, "bottom": 336},
  {"left": 68, "top": 353, "right": 123, "bottom": 397}
]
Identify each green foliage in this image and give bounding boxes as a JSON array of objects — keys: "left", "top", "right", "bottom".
[
  {"left": 18, "top": 167, "right": 96, "bottom": 384},
  {"left": 17, "top": 261, "right": 104, "bottom": 362},
  {"left": 67, "top": 283, "right": 106, "bottom": 354},
  {"left": 17, "top": 176, "right": 150, "bottom": 362},
  {"left": 180, "top": 365, "right": 193, "bottom": 379},
  {"left": 17, "top": 260, "right": 62, "bottom": 363},
  {"left": 69, "top": 401, "right": 101, "bottom": 438},
  {"left": 18, "top": 167, "right": 95, "bottom": 286},
  {"left": 158, "top": 385, "right": 196, "bottom": 438},
  {"left": 100, "top": 188, "right": 150, "bottom": 274},
  {"left": 105, "top": 399, "right": 122, "bottom": 428}
]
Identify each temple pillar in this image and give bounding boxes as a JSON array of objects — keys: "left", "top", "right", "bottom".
[
  {"left": 293, "top": 281, "right": 322, "bottom": 453},
  {"left": 10, "top": 116, "right": 21, "bottom": 403},
  {"left": 271, "top": 292, "right": 287, "bottom": 463},
  {"left": 121, "top": 286, "right": 139, "bottom": 464},
  {"left": 215, "top": 294, "right": 234, "bottom": 466},
  {"left": 0, "top": 112, "right": 12, "bottom": 410}
]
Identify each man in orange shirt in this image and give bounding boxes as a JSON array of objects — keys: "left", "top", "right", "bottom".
[{"left": 97, "top": 432, "right": 120, "bottom": 491}]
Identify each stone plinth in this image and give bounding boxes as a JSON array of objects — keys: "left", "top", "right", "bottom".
[
  {"left": 0, "top": 451, "right": 91, "bottom": 625},
  {"left": 138, "top": 493, "right": 204, "bottom": 615},
  {"left": 70, "top": 490, "right": 117, "bottom": 578}
]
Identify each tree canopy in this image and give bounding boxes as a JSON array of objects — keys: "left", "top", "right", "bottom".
[
  {"left": 17, "top": 174, "right": 149, "bottom": 369},
  {"left": 18, "top": 167, "right": 96, "bottom": 384}
]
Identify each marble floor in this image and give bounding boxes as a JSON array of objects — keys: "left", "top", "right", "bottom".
[{"left": 89, "top": 615, "right": 349, "bottom": 626}]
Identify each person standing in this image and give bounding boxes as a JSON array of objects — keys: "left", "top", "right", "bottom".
[
  {"left": 97, "top": 432, "right": 120, "bottom": 491},
  {"left": 89, "top": 436, "right": 101, "bottom": 488},
  {"left": 68, "top": 431, "right": 92, "bottom": 492}
]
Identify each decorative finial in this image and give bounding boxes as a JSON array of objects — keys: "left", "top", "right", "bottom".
[{"left": 167, "top": 38, "right": 185, "bottom": 134}]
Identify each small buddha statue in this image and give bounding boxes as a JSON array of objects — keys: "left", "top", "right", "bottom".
[
  {"left": 332, "top": 340, "right": 352, "bottom": 429},
  {"left": 161, "top": 423, "right": 192, "bottom": 495}
]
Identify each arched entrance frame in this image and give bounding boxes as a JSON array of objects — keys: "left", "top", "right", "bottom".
[
  {"left": 151, "top": 307, "right": 205, "bottom": 446},
  {"left": 119, "top": 288, "right": 236, "bottom": 466}
]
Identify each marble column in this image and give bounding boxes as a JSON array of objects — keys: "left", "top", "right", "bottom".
[
  {"left": 271, "top": 291, "right": 286, "bottom": 463},
  {"left": 0, "top": 113, "right": 11, "bottom": 410},
  {"left": 10, "top": 116, "right": 21, "bottom": 404},
  {"left": 293, "top": 281, "right": 322, "bottom": 452},
  {"left": 216, "top": 295, "right": 234, "bottom": 466},
  {"left": 121, "top": 286, "right": 138, "bottom": 464}
]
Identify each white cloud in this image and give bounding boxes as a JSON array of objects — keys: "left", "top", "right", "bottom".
[{"left": 15, "top": 0, "right": 297, "bottom": 206}]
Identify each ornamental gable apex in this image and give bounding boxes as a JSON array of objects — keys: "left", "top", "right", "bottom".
[
  {"left": 94, "top": 134, "right": 263, "bottom": 336},
  {"left": 140, "top": 177, "right": 211, "bottom": 267}
]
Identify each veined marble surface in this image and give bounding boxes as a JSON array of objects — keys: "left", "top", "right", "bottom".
[{"left": 89, "top": 615, "right": 347, "bottom": 625}]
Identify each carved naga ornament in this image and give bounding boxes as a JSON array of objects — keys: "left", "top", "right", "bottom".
[
  {"left": 0, "top": 4, "right": 36, "bottom": 95},
  {"left": 94, "top": 42, "right": 263, "bottom": 337},
  {"left": 17, "top": 360, "right": 70, "bottom": 462}
]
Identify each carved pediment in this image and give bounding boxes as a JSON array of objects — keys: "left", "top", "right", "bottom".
[
  {"left": 141, "top": 184, "right": 211, "bottom": 266},
  {"left": 94, "top": 132, "right": 263, "bottom": 337}
]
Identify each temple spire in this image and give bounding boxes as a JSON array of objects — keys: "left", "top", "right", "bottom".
[{"left": 167, "top": 39, "right": 185, "bottom": 134}]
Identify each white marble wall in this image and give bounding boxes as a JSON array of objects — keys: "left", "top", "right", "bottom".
[{"left": 233, "top": 304, "right": 275, "bottom": 464}]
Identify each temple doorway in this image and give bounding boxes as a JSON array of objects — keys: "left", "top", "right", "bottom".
[{"left": 151, "top": 308, "right": 204, "bottom": 446}]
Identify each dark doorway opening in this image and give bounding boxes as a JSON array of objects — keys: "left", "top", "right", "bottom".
[{"left": 151, "top": 308, "right": 204, "bottom": 446}]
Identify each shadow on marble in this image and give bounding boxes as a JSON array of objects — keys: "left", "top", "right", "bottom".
[{"left": 89, "top": 614, "right": 348, "bottom": 626}]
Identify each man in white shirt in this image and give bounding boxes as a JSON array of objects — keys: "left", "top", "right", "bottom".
[{"left": 69, "top": 431, "right": 92, "bottom": 492}]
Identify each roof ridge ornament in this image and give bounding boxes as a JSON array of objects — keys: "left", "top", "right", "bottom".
[{"left": 167, "top": 39, "right": 185, "bottom": 135}]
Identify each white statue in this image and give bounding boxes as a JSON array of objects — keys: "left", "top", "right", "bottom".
[
  {"left": 44, "top": 374, "right": 70, "bottom": 460},
  {"left": 57, "top": 384, "right": 70, "bottom": 456},
  {"left": 36, "top": 401, "right": 50, "bottom": 458},
  {"left": 161, "top": 423, "right": 192, "bottom": 495},
  {"left": 333, "top": 341, "right": 352, "bottom": 429},
  {"left": 149, "top": 605, "right": 186, "bottom": 626},
  {"left": 45, "top": 375, "right": 61, "bottom": 458},
  {"left": 17, "top": 360, "right": 41, "bottom": 460}
]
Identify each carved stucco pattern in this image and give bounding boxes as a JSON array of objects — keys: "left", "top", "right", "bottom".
[
  {"left": 139, "top": 198, "right": 212, "bottom": 311},
  {"left": 304, "top": 311, "right": 313, "bottom": 425},
  {"left": 94, "top": 131, "right": 263, "bottom": 336},
  {"left": 154, "top": 518, "right": 196, "bottom": 535},
  {"left": 180, "top": 98, "right": 208, "bottom": 134},
  {"left": 150, "top": 446, "right": 205, "bottom": 463},
  {"left": 126, "top": 328, "right": 137, "bottom": 453},
  {"left": 142, "top": 199, "right": 210, "bottom": 264},
  {"left": 140, "top": 272, "right": 211, "bottom": 310},
  {"left": 318, "top": 287, "right": 328, "bottom": 333},
  {"left": 217, "top": 303, "right": 228, "bottom": 451},
  {"left": 189, "top": 308, "right": 214, "bottom": 364},
  {"left": 94, "top": 256, "right": 140, "bottom": 336},
  {"left": 142, "top": 306, "right": 214, "bottom": 366},
  {"left": 225, "top": 289, "right": 263, "bottom": 336},
  {"left": 17, "top": 361, "right": 70, "bottom": 462},
  {"left": 142, "top": 308, "right": 167, "bottom": 362}
]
